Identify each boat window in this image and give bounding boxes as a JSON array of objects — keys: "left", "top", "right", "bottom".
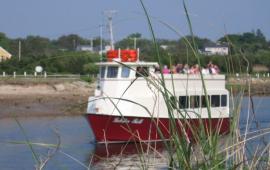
[
  {"left": 136, "top": 67, "right": 149, "bottom": 77},
  {"left": 107, "top": 66, "right": 118, "bottom": 78},
  {"left": 179, "top": 96, "right": 189, "bottom": 109},
  {"left": 211, "top": 95, "right": 220, "bottom": 107},
  {"left": 190, "top": 96, "right": 200, "bottom": 108},
  {"left": 170, "top": 96, "right": 177, "bottom": 109},
  {"left": 121, "top": 66, "right": 130, "bottom": 78},
  {"left": 201, "top": 95, "right": 210, "bottom": 108},
  {"left": 100, "top": 66, "right": 106, "bottom": 78},
  {"left": 221, "top": 95, "right": 227, "bottom": 107}
]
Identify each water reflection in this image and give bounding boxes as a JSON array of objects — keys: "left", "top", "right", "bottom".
[{"left": 91, "top": 142, "right": 168, "bottom": 169}]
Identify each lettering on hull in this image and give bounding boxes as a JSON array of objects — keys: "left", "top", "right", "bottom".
[{"left": 112, "top": 117, "right": 144, "bottom": 124}]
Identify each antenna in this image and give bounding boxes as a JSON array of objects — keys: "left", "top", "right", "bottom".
[{"left": 104, "top": 10, "right": 117, "bottom": 50}]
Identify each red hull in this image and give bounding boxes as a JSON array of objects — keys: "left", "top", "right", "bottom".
[{"left": 86, "top": 114, "right": 230, "bottom": 143}]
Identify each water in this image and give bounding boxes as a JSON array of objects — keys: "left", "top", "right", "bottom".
[
  {"left": 239, "top": 96, "right": 270, "bottom": 155},
  {"left": 0, "top": 116, "right": 95, "bottom": 170},
  {"left": 0, "top": 97, "right": 270, "bottom": 169}
]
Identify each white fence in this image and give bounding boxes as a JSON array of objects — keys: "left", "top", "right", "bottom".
[{"left": 0, "top": 72, "right": 94, "bottom": 79}]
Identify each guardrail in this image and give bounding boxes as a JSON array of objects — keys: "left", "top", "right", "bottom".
[
  {"left": 0, "top": 72, "right": 96, "bottom": 79},
  {"left": 227, "top": 73, "right": 270, "bottom": 79}
]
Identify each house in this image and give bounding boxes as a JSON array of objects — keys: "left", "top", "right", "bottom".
[
  {"left": 0, "top": 46, "right": 12, "bottom": 62},
  {"left": 76, "top": 45, "right": 93, "bottom": 52},
  {"left": 202, "top": 44, "right": 229, "bottom": 56},
  {"left": 76, "top": 44, "right": 112, "bottom": 55},
  {"left": 92, "top": 45, "right": 112, "bottom": 55}
]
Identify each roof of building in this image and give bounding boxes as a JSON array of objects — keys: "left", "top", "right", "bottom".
[
  {"left": 205, "top": 44, "right": 229, "bottom": 48},
  {"left": 0, "top": 46, "right": 12, "bottom": 58}
]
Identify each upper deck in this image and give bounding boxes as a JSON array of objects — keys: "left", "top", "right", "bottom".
[{"left": 96, "top": 61, "right": 226, "bottom": 93}]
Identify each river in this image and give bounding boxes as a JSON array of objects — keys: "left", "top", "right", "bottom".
[{"left": 0, "top": 96, "right": 270, "bottom": 169}]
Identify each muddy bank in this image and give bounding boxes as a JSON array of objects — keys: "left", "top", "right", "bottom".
[
  {"left": 0, "top": 80, "right": 95, "bottom": 119},
  {"left": 227, "top": 78, "right": 270, "bottom": 96}
]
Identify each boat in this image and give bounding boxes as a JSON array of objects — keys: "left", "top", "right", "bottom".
[{"left": 86, "top": 49, "right": 230, "bottom": 143}]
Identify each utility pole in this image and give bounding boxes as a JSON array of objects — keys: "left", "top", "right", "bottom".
[
  {"left": 100, "top": 24, "right": 103, "bottom": 56},
  {"left": 104, "top": 10, "right": 117, "bottom": 50},
  {"left": 18, "top": 40, "right": 21, "bottom": 61},
  {"left": 73, "top": 39, "right": 76, "bottom": 51},
  {"left": 90, "top": 37, "right": 93, "bottom": 51},
  {"left": 134, "top": 37, "right": 137, "bottom": 49}
]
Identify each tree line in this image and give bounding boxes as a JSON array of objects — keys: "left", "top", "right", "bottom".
[{"left": 0, "top": 29, "right": 269, "bottom": 75}]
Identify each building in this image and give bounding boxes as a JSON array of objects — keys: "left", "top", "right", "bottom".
[
  {"left": 0, "top": 46, "right": 12, "bottom": 62},
  {"left": 76, "top": 45, "right": 93, "bottom": 52},
  {"left": 202, "top": 44, "right": 229, "bottom": 56},
  {"left": 76, "top": 45, "right": 112, "bottom": 55}
]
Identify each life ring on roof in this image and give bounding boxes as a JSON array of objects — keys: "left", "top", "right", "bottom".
[
  {"left": 107, "top": 50, "right": 119, "bottom": 61},
  {"left": 107, "top": 49, "right": 137, "bottom": 62},
  {"left": 121, "top": 50, "right": 137, "bottom": 62}
]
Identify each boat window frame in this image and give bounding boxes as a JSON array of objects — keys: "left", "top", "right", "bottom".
[
  {"left": 135, "top": 66, "right": 149, "bottom": 77},
  {"left": 211, "top": 95, "right": 220, "bottom": 107},
  {"left": 107, "top": 66, "right": 119, "bottom": 78},
  {"left": 221, "top": 94, "right": 227, "bottom": 107},
  {"left": 190, "top": 95, "right": 200, "bottom": 108},
  {"left": 201, "top": 95, "right": 210, "bottom": 108},
  {"left": 100, "top": 66, "right": 106, "bottom": 78},
  {"left": 179, "top": 96, "right": 189, "bottom": 109},
  {"left": 121, "top": 66, "right": 130, "bottom": 78}
]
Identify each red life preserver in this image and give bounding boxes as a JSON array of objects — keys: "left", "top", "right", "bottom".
[
  {"left": 107, "top": 49, "right": 138, "bottom": 62},
  {"left": 107, "top": 50, "right": 118, "bottom": 61}
]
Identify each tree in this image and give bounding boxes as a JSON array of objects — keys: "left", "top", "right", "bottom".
[
  {"left": 54, "top": 34, "right": 87, "bottom": 51},
  {"left": 0, "top": 32, "right": 10, "bottom": 49},
  {"left": 256, "top": 29, "right": 266, "bottom": 42},
  {"left": 22, "top": 36, "right": 57, "bottom": 57},
  {"left": 127, "top": 33, "right": 142, "bottom": 38}
]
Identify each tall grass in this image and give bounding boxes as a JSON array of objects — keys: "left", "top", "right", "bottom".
[
  {"left": 101, "top": 0, "right": 270, "bottom": 169},
  {"left": 7, "top": 0, "right": 270, "bottom": 169},
  {"left": 89, "top": 1, "right": 270, "bottom": 169}
]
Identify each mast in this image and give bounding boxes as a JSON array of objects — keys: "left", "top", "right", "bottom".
[{"left": 104, "top": 10, "right": 117, "bottom": 50}]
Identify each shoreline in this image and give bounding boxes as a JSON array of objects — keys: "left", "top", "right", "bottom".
[
  {"left": 227, "top": 77, "right": 270, "bottom": 96},
  {"left": 1, "top": 78, "right": 270, "bottom": 119},
  {"left": 0, "top": 80, "right": 95, "bottom": 119}
]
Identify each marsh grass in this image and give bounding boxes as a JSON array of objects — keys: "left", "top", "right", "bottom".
[
  {"left": 87, "top": 1, "right": 270, "bottom": 169},
  {"left": 93, "top": 0, "right": 270, "bottom": 169},
  {"left": 7, "top": 0, "right": 270, "bottom": 169}
]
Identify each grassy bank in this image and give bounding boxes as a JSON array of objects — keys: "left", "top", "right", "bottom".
[{"left": 227, "top": 77, "right": 270, "bottom": 95}]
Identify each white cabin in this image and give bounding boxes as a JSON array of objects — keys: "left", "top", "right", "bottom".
[{"left": 87, "top": 61, "right": 229, "bottom": 120}]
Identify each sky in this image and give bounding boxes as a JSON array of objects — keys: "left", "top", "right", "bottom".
[{"left": 0, "top": 0, "right": 269, "bottom": 41}]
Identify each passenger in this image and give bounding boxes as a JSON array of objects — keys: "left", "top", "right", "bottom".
[
  {"left": 176, "top": 64, "right": 183, "bottom": 73},
  {"left": 207, "top": 60, "right": 220, "bottom": 74},
  {"left": 162, "top": 65, "right": 170, "bottom": 74},
  {"left": 202, "top": 67, "right": 209, "bottom": 74},
  {"left": 154, "top": 64, "right": 161, "bottom": 73},
  {"left": 182, "top": 64, "right": 190, "bottom": 74},
  {"left": 190, "top": 64, "right": 200, "bottom": 74},
  {"left": 207, "top": 61, "right": 213, "bottom": 68},
  {"left": 207, "top": 61, "right": 213, "bottom": 74},
  {"left": 211, "top": 65, "right": 220, "bottom": 74},
  {"left": 170, "top": 65, "right": 177, "bottom": 74}
]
